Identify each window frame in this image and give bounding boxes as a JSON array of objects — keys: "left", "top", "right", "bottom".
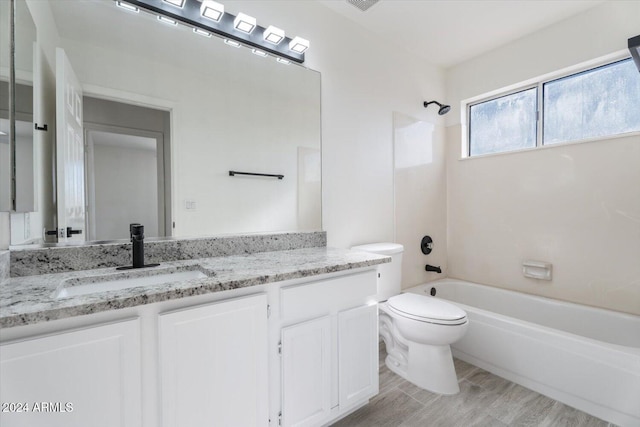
[
  {"left": 463, "top": 54, "right": 640, "bottom": 159},
  {"left": 467, "top": 85, "right": 540, "bottom": 157}
]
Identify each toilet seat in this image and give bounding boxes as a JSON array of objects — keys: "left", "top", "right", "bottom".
[{"left": 387, "top": 293, "right": 467, "bottom": 326}]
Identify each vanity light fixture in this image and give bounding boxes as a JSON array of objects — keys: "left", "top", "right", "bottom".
[
  {"left": 264, "top": 26, "right": 285, "bottom": 45},
  {"left": 200, "top": 0, "right": 224, "bottom": 22},
  {"left": 157, "top": 15, "right": 178, "bottom": 26},
  {"left": 289, "top": 36, "right": 309, "bottom": 54},
  {"left": 116, "top": 1, "right": 139, "bottom": 13},
  {"left": 163, "top": 0, "right": 185, "bottom": 8},
  {"left": 224, "top": 39, "right": 241, "bottom": 48},
  {"left": 234, "top": 13, "right": 256, "bottom": 34},
  {"left": 193, "top": 28, "right": 212, "bottom": 37},
  {"left": 252, "top": 48, "right": 268, "bottom": 57},
  {"left": 116, "top": 0, "right": 308, "bottom": 63}
]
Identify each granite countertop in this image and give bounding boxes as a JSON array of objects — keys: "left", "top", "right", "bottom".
[{"left": 0, "top": 247, "right": 389, "bottom": 328}]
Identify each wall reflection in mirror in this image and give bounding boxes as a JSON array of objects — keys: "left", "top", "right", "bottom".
[
  {"left": 3, "top": 0, "right": 38, "bottom": 224},
  {"left": 3, "top": 0, "right": 39, "bottom": 215},
  {"left": 0, "top": 1, "right": 12, "bottom": 213},
  {"left": 8, "top": 0, "right": 321, "bottom": 247}
]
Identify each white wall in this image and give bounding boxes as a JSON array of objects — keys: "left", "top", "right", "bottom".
[
  {"left": 445, "top": 1, "right": 640, "bottom": 127},
  {"left": 23, "top": 0, "right": 444, "bottom": 250},
  {"left": 393, "top": 113, "right": 447, "bottom": 289},
  {"left": 285, "top": 3, "right": 445, "bottom": 249},
  {"left": 23, "top": 0, "right": 324, "bottom": 239},
  {"left": 159, "top": 0, "right": 445, "bottom": 248},
  {"left": 64, "top": 40, "right": 321, "bottom": 238},
  {"left": 18, "top": 0, "right": 445, "bottom": 288},
  {"left": 92, "top": 141, "right": 159, "bottom": 241},
  {"left": 445, "top": 1, "right": 640, "bottom": 315}
]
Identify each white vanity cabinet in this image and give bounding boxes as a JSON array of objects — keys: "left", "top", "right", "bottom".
[
  {"left": 281, "top": 315, "right": 333, "bottom": 427},
  {"left": 0, "top": 318, "right": 142, "bottom": 427},
  {"left": 0, "top": 265, "right": 381, "bottom": 427},
  {"left": 158, "top": 293, "right": 269, "bottom": 427},
  {"left": 337, "top": 303, "right": 379, "bottom": 408},
  {"left": 279, "top": 270, "right": 379, "bottom": 427}
]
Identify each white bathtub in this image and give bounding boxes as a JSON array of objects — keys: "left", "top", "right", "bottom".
[{"left": 406, "top": 278, "right": 640, "bottom": 427}]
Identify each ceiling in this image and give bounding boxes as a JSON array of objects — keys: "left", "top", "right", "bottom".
[
  {"left": 48, "top": 0, "right": 606, "bottom": 71},
  {"left": 319, "top": 0, "right": 605, "bottom": 68}
]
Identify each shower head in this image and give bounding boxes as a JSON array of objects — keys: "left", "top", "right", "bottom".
[{"left": 423, "top": 100, "right": 451, "bottom": 115}]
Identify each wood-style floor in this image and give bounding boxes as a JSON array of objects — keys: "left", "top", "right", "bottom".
[{"left": 332, "top": 345, "right": 615, "bottom": 427}]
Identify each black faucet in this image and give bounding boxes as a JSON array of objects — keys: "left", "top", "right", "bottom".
[
  {"left": 131, "top": 224, "right": 145, "bottom": 268},
  {"left": 117, "top": 223, "right": 159, "bottom": 270},
  {"left": 425, "top": 264, "right": 442, "bottom": 274}
]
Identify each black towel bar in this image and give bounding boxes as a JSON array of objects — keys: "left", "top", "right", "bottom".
[{"left": 229, "top": 171, "right": 284, "bottom": 180}]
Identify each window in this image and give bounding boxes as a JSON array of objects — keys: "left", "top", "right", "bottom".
[
  {"left": 467, "top": 58, "right": 640, "bottom": 157},
  {"left": 543, "top": 59, "right": 640, "bottom": 144},
  {"left": 469, "top": 88, "right": 537, "bottom": 156}
]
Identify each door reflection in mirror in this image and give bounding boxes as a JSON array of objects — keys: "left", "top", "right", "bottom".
[
  {"left": 86, "top": 130, "right": 162, "bottom": 241},
  {"left": 83, "top": 97, "right": 170, "bottom": 241}
]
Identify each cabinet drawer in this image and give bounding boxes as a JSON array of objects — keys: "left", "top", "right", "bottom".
[{"left": 280, "top": 269, "right": 377, "bottom": 321}]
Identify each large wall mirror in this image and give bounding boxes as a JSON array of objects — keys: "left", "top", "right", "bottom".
[
  {"left": 2, "top": 0, "right": 37, "bottom": 214},
  {"left": 9, "top": 0, "right": 321, "bottom": 246},
  {"left": 0, "top": 0, "right": 11, "bottom": 213}
]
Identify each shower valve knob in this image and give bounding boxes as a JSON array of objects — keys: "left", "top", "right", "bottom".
[{"left": 421, "top": 236, "right": 434, "bottom": 255}]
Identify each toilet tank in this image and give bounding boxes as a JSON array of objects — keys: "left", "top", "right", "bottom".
[{"left": 350, "top": 243, "right": 404, "bottom": 302}]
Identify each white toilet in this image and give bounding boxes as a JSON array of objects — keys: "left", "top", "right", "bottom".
[{"left": 351, "top": 243, "right": 468, "bottom": 395}]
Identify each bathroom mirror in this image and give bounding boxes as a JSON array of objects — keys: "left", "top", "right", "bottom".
[
  {"left": 0, "top": 99, "right": 9, "bottom": 211},
  {"left": 0, "top": 0, "right": 13, "bottom": 212},
  {"left": 2, "top": 0, "right": 36, "bottom": 217},
  {"left": 10, "top": 0, "right": 321, "bottom": 246}
]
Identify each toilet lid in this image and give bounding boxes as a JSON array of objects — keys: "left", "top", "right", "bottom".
[{"left": 387, "top": 293, "right": 467, "bottom": 324}]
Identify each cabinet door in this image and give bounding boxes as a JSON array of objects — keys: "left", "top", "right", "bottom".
[
  {"left": 159, "top": 293, "right": 268, "bottom": 427},
  {"left": 281, "top": 315, "right": 331, "bottom": 427},
  {"left": 0, "top": 318, "right": 141, "bottom": 427},
  {"left": 338, "top": 304, "right": 379, "bottom": 409}
]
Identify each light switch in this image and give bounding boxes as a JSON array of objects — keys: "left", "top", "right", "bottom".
[{"left": 185, "top": 200, "right": 197, "bottom": 210}]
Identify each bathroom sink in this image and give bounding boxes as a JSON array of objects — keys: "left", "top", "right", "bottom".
[{"left": 54, "top": 266, "right": 210, "bottom": 299}]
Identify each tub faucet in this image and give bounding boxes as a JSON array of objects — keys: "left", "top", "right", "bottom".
[
  {"left": 425, "top": 264, "right": 442, "bottom": 274},
  {"left": 117, "top": 223, "right": 159, "bottom": 270}
]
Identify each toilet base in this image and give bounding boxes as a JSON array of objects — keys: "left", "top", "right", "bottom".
[{"left": 386, "top": 342, "right": 460, "bottom": 395}]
